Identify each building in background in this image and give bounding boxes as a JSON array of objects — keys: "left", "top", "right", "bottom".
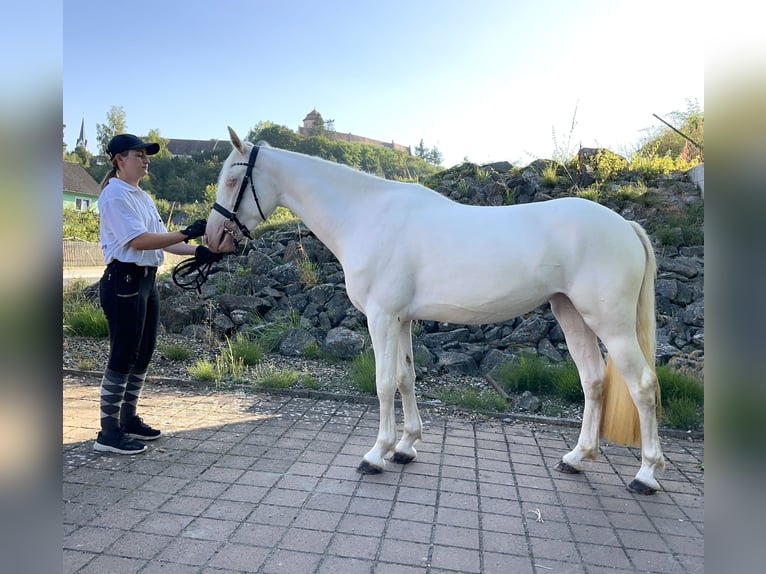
[
  {"left": 299, "top": 109, "right": 411, "bottom": 155},
  {"left": 63, "top": 161, "right": 100, "bottom": 212}
]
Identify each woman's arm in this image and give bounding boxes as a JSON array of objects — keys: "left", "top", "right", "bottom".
[
  {"left": 128, "top": 231, "right": 190, "bottom": 251},
  {"left": 164, "top": 241, "right": 199, "bottom": 256}
]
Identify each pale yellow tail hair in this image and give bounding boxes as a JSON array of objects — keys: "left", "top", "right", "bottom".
[{"left": 600, "top": 222, "right": 661, "bottom": 447}]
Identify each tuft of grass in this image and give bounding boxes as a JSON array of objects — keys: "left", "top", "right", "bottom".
[
  {"left": 75, "top": 356, "right": 98, "bottom": 371},
  {"left": 298, "top": 257, "right": 319, "bottom": 285},
  {"left": 160, "top": 343, "right": 192, "bottom": 361},
  {"left": 554, "top": 361, "right": 584, "bottom": 402},
  {"left": 663, "top": 397, "right": 700, "bottom": 429},
  {"left": 249, "top": 310, "right": 302, "bottom": 352},
  {"left": 656, "top": 364, "right": 703, "bottom": 429},
  {"left": 251, "top": 207, "right": 300, "bottom": 238},
  {"left": 349, "top": 350, "right": 377, "bottom": 394},
  {"left": 187, "top": 359, "right": 217, "bottom": 382},
  {"left": 256, "top": 365, "right": 301, "bottom": 389},
  {"left": 493, "top": 354, "right": 558, "bottom": 396},
  {"left": 216, "top": 339, "right": 246, "bottom": 381},
  {"left": 657, "top": 364, "right": 704, "bottom": 405},
  {"left": 63, "top": 281, "right": 108, "bottom": 337},
  {"left": 434, "top": 388, "right": 508, "bottom": 412},
  {"left": 577, "top": 185, "right": 601, "bottom": 203},
  {"left": 301, "top": 372, "right": 320, "bottom": 389},
  {"left": 541, "top": 163, "right": 559, "bottom": 188},
  {"left": 64, "top": 301, "right": 108, "bottom": 337},
  {"left": 227, "top": 334, "right": 263, "bottom": 366},
  {"left": 650, "top": 202, "right": 704, "bottom": 247}
]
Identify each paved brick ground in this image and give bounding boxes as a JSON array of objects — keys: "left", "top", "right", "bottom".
[{"left": 63, "top": 374, "right": 704, "bottom": 573}]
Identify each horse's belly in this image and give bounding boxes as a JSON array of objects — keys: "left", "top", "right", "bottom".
[{"left": 408, "top": 286, "right": 552, "bottom": 325}]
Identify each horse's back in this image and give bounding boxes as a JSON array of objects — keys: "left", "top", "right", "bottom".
[{"left": 361, "top": 196, "right": 647, "bottom": 324}]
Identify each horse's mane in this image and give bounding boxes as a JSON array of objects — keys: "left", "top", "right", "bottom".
[{"left": 257, "top": 141, "right": 409, "bottom": 188}]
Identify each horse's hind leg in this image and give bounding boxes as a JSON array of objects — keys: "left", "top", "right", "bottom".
[
  {"left": 549, "top": 294, "right": 605, "bottom": 474},
  {"left": 600, "top": 336, "right": 665, "bottom": 494},
  {"left": 392, "top": 321, "right": 422, "bottom": 465}
]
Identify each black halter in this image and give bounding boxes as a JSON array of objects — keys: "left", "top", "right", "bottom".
[{"left": 211, "top": 145, "right": 266, "bottom": 240}]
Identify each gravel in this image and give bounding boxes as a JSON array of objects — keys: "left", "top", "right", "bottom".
[{"left": 63, "top": 332, "right": 584, "bottom": 424}]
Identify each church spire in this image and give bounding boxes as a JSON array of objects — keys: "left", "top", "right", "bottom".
[{"left": 76, "top": 115, "right": 87, "bottom": 150}]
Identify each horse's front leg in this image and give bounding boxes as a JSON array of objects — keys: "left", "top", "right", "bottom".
[
  {"left": 357, "top": 311, "right": 400, "bottom": 474},
  {"left": 393, "top": 321, "right": 422, "bottom": 465}
]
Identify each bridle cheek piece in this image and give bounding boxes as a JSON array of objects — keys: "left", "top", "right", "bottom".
[{"left": 211, "top": 145, "right": 267, "bottom": 241}]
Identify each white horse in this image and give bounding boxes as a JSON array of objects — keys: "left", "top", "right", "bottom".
[{"left": 206, "top": 127, "right": 665, "bottom": 495}]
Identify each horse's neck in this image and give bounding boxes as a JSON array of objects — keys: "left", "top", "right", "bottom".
[{"left": 265, "top": 150, "right": 370, "bottom": 258}]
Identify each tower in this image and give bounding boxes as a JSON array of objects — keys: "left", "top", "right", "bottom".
[{"left": 76, "top": 116, "right": 87, "bottom": 150}]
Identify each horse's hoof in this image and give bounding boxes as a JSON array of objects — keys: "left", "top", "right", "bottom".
[
  {"left": 627, "top": 479, "right": 658, "bottom": 495},
  {"left": 553, "top": 460, "right": 581, "bottom": 474},
  {"left": 356, "top": 460, "right": 383, "bottom": 475},
  {"left": 392, "top": 452, "right": 415, "bottom": 465}
]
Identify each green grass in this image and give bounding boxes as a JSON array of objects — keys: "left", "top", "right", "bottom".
[
  {"left": 247, "top": 310, "right": 302, "bottom": 352},
  {"left": 656, "top": 364, "right": 704, "bottom": 429},
  {"left": 227, "top": 334, "right": 264, "bottom": 366},
  {"left": 656, "top": 364, "right": 704, "bottom": 404},
  {"left": 541, "top": 163, "right": 559, "bottom": 188},
  {"left": 663, "top": 397, "right": 699, "bottom": 429},
  {"left": 650, "top": 202, "right": 704, "bottom": 247},
  {"left": 493, "top": 354, "right": 559, "bottom": 396},
  {"left": 63, "top": 281, "right": 108, "bottom": 337},
  {"left": 256, "top": 365, "right": 302, "bottom": 389},
  {"left": 251, "top": 208, "right": 301, "bottom": 238},
  {"left": 349, "top": 350, "right": 376, "bottom": 394},
  {"left": 187, "top": 359, "right": 217, "bottom": 381},
  {"left": 160, "top": 343, "right": 192, "bottom": 361},
  {"left": 434, "top": 388, "right": 508, "bottom": 412},
  {"left": 491, "top": 355, "right": 703, "bottom": 428}
]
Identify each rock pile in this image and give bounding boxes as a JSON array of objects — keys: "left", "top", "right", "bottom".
[{"left": 157, "top": 155, "right": 704, "bottom": 381}]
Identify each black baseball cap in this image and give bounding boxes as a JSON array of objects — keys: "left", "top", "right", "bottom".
[{"left": 107, "top": 134, "right": 160, "bottom": 159}]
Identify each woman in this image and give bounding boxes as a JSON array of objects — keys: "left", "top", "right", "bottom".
[{"left": 94, "top": 133, "right": 221, "bottom": 454}]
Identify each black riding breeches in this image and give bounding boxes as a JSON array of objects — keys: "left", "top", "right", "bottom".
[{"left": 99, "top": 261, "right": 160, "bottom": 375}]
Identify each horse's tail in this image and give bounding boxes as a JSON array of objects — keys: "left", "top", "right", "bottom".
[{"left": 600, "top": 222, "right": 661, "bottom": 447}]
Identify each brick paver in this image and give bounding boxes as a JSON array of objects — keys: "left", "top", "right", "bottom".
[{"left": 64, "top": 374, "right": 704, "bottom": 573}]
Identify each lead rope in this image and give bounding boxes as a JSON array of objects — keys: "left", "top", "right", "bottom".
[
  {"left": 172, "top": 232, "right": 244, "bottom": 294},
  {"left": 172, "top": 257, "right": 218, "bottom": 294}
]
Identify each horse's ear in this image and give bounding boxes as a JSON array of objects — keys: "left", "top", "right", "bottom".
[{"left": 228, "top": 126, "right": 245, "bottom": 153}]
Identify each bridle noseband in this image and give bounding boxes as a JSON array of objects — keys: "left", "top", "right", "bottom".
[{"left": 212, "top": 145, "right": 267, "bottom": 240}]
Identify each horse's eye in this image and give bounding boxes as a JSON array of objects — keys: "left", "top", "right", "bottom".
[{"left": 226, "top": 177, "right": 238, "bottom": 188}]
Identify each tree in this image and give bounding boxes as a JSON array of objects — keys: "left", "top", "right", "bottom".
[
  {"left": 145, "top": 128, "right": 171, "bottom": 159},
  {"left": 248, "top": 123, "right": 300, "bottom": 149},
  {"left": 95, "top": 106, "right": 127, "bottom": 157},
  {"left": 415, "top": 138, "right": 443, "bottom": 167},
  {"left": 637, "top": 100, "right": 704, "bottom": 162},
  {"left": 426, "top": 146, "right": 443, "bottom": 167},
  {"left": 415, "top": 139, "right": 427, "bottom": 158}
]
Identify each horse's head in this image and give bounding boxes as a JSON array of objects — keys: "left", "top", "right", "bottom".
[{"left": 205, "top": 127, "right": 273, "bottom": 253}]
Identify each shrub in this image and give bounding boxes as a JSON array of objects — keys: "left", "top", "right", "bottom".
[
  {"left": 592, "top": 149, "right": 628, "bottom": 182},
  {"left": 63, "top": 207, "right": 100, "bottom": 242}
]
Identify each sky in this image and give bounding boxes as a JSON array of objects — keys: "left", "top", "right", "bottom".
[{"left": 63, "top": 0, "right": 704, "bottom": 168}]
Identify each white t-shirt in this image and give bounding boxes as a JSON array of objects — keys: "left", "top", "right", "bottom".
[{"left": 99, "top": 177, "right": 167, "bottom": 267}]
